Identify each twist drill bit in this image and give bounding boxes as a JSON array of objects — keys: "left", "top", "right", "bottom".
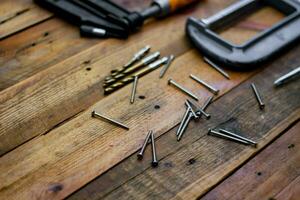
[
  {"left": 91, "top": 111, "right": 129, "bottom": 130},
  {"left": 251, "top": 83, "right": 265, "bottom": 110},
  {"left": 137, "top": 130, "right": 152, "bottom": 160},
  {"left": 110, "top": 45, "right": 151, "bottom": 75},
  {"left": 104, "top": 52, "right": 160, "bottom": 87},
  {"left": 104, "top": 57, "right": 168, "bottom": 94}
]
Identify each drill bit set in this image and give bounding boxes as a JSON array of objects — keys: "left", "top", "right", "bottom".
[{"left": 103, "top": 46, "right": 174, "bottom": 95}]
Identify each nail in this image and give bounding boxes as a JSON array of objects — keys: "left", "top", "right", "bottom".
[
  {"left": 195, "top": 96, "right": 213, "bottom": 117},
  {"left": 150, "top": 131, "right": 158, "bottom": 167},
  {"left": 159, "top": 55, "right": 175, "bottom": 78},
  {"left": 168, "top": 79, "right": 199, "bottom": 101},
  {"left": 190, "top": 74, "right": 219, "bottom": 95},
  {"left": 185, "top": 100, "right": 198, "bottom": 119},
  {"left": 91, "top": 111, "right": 129, "bottom": 130},
  {"left": 130, "top": 76, "right": 138, "bottom": 104},
  {"left": 203, "top": 57, "right": 230, "bottom": 79},
  {"left": 197, "top": 107, "right": 211, "bottom": 119},
  {"left": 251, "top": 83, "right": 265, "bottom": 110},
  {"left": 177, "top": 112, "right": 193, "bottom": 141},
  {"left": 177, "top": 107, "right": 191, "bottom": 136},
  {"left": 137, "top": 131, "right": 152, "bottom": 160},
  {"left": 208, "top": 129, "right": 251, "bottom": 145},
  {"left": 219, "top": 129, "right": 257, "bottom": 146},
  {"left": 274, "top": 66, "right": 300, "bottom": 86}
]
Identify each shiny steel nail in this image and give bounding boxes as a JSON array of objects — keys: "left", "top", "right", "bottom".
[
  {"left": 274, "top": 66, "right": 300, "bottom": 86},
  {"left": 91, "top": 111, "right": 129, "bottom": 130},
  {"left": 159, "top": 55, "right": 175, "bottom": 78},
  {"left": 177, "top": 112, "right": 193, "bottom": 141},
  {"left": 137, "top": 131, "right": 152, "bottom": 160},
  {"left": 219, "top": 129, "right": 257, "bottom": 146},
  {"left": 203, "top": 57, "right": 230, "bottom": 79},
  {"left": 130, "top": 76, "right": 138, "bottom": 104},
  {"left": 190, "top": 74, "right": 219, "bottom": 95},
  {"left": 251, "top": 83, "right": 265, "bottom": 110},
  {"left": 195, "top": 96, "right": 213, "bottom": 116},
  {"left": 185, "top": 100, "right": 198, "bottom": 119},
  {"left": 177, "top": 107, "right": 191, "bottom": 136},
  {"left": 208, "top": 129, "right": 251, "bottom": 145},
  {"left": 150, "top": 131, "right": 158, "bottom": 167},
  {"left": 168, "top": 79, "right": 199, "bottom": 101}
]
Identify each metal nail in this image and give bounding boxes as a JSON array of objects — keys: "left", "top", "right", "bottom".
[
  {"left": 150, "top": 131, "right": 158, "bottom": 167},
  {"left": 219, "top": 129, "right": 257, "bottom": 146},
  {"left": 190, "top": 74, "right": 219, "bottom": 95},
  {"left": 185, "top": 100, "right": 198, "bottom": 119},
  {"left": 251, "top": 83, "right": 265, "bottom": 110},
  {"left": 91, "top": 111, "right": 129, "bottom": 130},
  {"left": 130, "top": 76, "right": 138, "bottom": 104},
  {"left": 177, "top": 107, "right": 191, "bottom": 136},
  {"left": 197, "top": 107, "right": 211, "bottom": 119},
  {"left": 274, "top": 66, "right": 300, "bottom": 86},
  {"left": 203, "top": 57, "right": 230, "bottom": 79},
  {"left": 177, "top": 112, "right": 193, "bottom": 141},
  {"left": 137, "top": 131, "right": 152, "bottom": 160},
  {"left": 208, "top": 129, "right": 251, "bottom": 145},
  {"left": 195, "top": 96, "right": 213, "bottom": 117},
  {"left": 159, "top": 55, "right": 175, "bottom": 78},
  {"left": 168, "top": 79, "right": 199, "bottom": 101}
]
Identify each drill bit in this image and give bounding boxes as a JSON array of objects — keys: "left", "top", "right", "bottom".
[
  {"left": 104, "top": 52, "right": 160, "bottom": 87},
  {"left": 111, "top": 45, "right": 151, "bottom": 75},
  {"left": 104, "top": 57, "right": 168, "bottom": 94}
]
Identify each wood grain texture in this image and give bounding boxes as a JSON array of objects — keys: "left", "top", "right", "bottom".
[
  {"left": 275, "top": 176, "right": 300, "bottom": 200},
  {"left": 67, "top": 48, "right": 300, "bottom": 200},
  {"left": 0, "top": 0, "right": 52, "bottom": 40},
  {"left": 0, "top": 19, "right": 100, "bottom": 91},
  {"left": 0, "top": 0, "right": 234, "bottom": 156},
  {"left": 201, "top": 122, "right": 300, "bottom": 200}
]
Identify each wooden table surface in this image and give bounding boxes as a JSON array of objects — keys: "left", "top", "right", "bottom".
[{"left": 0, "top": 0, "right": 299, "bottom": 199}]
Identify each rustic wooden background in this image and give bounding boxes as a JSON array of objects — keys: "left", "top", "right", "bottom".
[{"left": 0, "top": 0, "right": 299, "bottom": 199}]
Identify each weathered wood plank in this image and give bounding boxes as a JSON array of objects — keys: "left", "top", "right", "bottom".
[
  {"left": 0, "top": 0, "right": 235, "bottom": 156},
  {"left": 0, "top": 19, "right": 100, "bottom": 91},
  {"left": 67, "top": 48, "right": 300, "bottom": 200},
  {"left": 275, "top": 176, "right": 300, "bottom": 200},
  {"left": 200, "top": 122, "right": 300, "bottom": 200},
  {"left": 0, "top": 0, "right": 52, "bottom": 40}
]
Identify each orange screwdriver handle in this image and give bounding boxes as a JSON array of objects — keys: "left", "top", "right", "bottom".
[{"left": 169, "top": 0, "right": 201, "bottom": 12}]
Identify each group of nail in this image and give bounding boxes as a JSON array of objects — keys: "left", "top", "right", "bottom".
[
  {"left": 102, "top": 45, "right": 175, "bottom": 96},
  {"left": 137, "top": 130, "right": 159, "bottom": 167}
]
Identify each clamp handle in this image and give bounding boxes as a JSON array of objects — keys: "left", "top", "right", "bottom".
[{"left": 186, "top": 0, "right": 300, "bottom": 70}]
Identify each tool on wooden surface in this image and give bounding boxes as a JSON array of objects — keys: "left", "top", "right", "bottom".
[
  {"left": 168, "top": 79, "right": 199, "bottom": 101},
  {"left": 150, "top": 131, "right": 158, "bottom": 167},
  {"left": 104, "top": 51, "right": 160, "bottom": 87},
  {"left": 177, "top": 96, "right": 212, "bottom": 141},
  {"left": 137, "top": 131, "right": 152, "bottom": 160},
  {"left": 91, "top": 111, "right": 129, "bottom": 130},
  {"left": 190, "top": 74, "right": 219, "bottom": 95},
  {"left": 105, "top": 57, "right": 168, "bottom": 94},
  {"left": 274, "top": 66, "right": 300, "bottom": 86},
  {"left": 203, "top": 57, "right": 230, "bottom": 80},
  {"left": 251, "top": 83, "right": 265, "bottom": 110},
  {"left": 159, "top": 55, "right": 175, "bottom": 78},
  {"left": 219, "top": 129, "right": 257, "bottom": 147},
  {"left": 208, "top": 129, "right": 252, "bottom": 145},
  {"left": 36, "top": 0, "right": 200, "bottom": 38},
  {"left": 186, "top": 0, "right": 300, "bottom": 70},
  {"left": 130, "top": 76, "right": 139, "bottom": 104},
  {"left": 185, "top": 100, "right": 198, "bottom": 119},
  {"left": 111, "top": 46, "right": 151, "bottom": 75}
]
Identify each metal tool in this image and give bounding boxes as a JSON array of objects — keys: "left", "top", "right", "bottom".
[
  {"left": 185, "top": 100, "right": 198, "bottom": 119},
  {"left": 111, "top": 46, "right": 151, "bottom": 75},
  {"left": 190, "top": 74, "right": 219, "bottom": 95},
  {"left": 91, "top": 111, "right": 129, "bottom": 130},
  {"left": 137, "top": 131, "right": 152, "bottom": 160},
  {"left": 203, "top": 57, "right": 230, "bottom": 79},
  {"left": 168, "top": 79, "right": 199, "bottom": 101},
  {"left": 186, "top": 0, "right": 300, "bottom": 70},
  {"left": 177, "top": 96, "right": 213, "bottom": 140},
  {"left": 36, "top": 0, "right": 200, "bottom": 39},
  {"left": 251, "top": 83, "right": 265, "bottom": 110},
  {"left": 105, "top": 57, "right": 168, "bottom": 94},
  {"left": 159, "top": 55, "right": 175, "bottom": 78},
  {"left": 274, "top": 66, "right": 300, "bottom": 86},
  {"left": 104, "top": 52, "right": 160, "bottom": 86},
  {"left": 150, "top": 131, "right": 158, "bottom": 167},
  {"left": 177, "top": 107, "right": 192, "bottom": 136},
  {"left": 208, "top": 129, "right": 251, "bottom": 145},
  {"left": 219, "top": 129, "right": 257, "bottom": 147},
  {"left": 130, "top": 76, "right": 138, "bottom": 104}
]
